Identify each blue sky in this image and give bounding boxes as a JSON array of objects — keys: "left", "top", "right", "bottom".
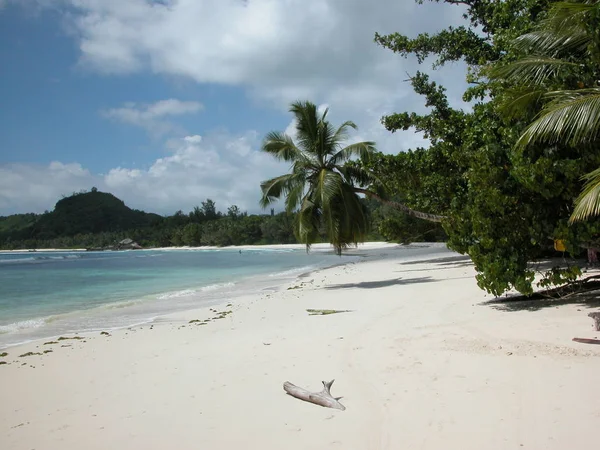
[{"left": 0, "top": 0, "right": 467, "bottom": 216}]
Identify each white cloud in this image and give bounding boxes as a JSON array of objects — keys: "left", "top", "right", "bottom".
[
  {"left": 0, "top": 0, "right": 475, "bottom": 215},
  {"left": 0, "top": 118, "right": 433, "bottom": 216},
  {"left": 102, "top": 130, "right": 286, "bottom": 214},
  {"left": 101, "top": 99, "right": 203, "bottom": 136},
  {"left": 0, "top": 162, "right": 99, "bottom": 214},
  {"left": 10, "top": 1, "right": 469, "bottom": 115},
  {"left": 0, "top": 131, "right": 289, "bottom": 216}
]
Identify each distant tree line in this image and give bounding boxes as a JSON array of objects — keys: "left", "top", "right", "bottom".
[{"left": 0, "top": 189, "right": 444, "bottom": 250}]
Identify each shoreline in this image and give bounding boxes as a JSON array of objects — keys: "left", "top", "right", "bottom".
[
  {"left": 2, "top": 243, "right": 598, "bottom": 449},
  {"left": 0, "top": 241, "right": 417, "bottom": 253},
  {"left": 0, "top": 242, "right": 406, "bottom": 350}
]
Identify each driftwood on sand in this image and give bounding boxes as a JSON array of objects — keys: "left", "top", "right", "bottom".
[
  {"left": 573, "top": 337, "right": 600, "bottom": 345},
  {"left": 283, "top": 380, "right": 346, "bottom": 411}
]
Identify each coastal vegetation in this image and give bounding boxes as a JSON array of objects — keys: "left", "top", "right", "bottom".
[
  {"left": 0, "top": 190, "right": 297, "bottom": 249},
  {"left": 0, "top": 188, "right": 440, "bottom": 251},
  {"left": 260, "top": 0, "right": 600, "bottom": 297},
  {"left": 259, "top": 101, "right": 444, "bottom": 255}
]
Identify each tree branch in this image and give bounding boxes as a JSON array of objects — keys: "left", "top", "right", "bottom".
[{"left": 353, "top": 187, "right": 446, "bottom": 223}]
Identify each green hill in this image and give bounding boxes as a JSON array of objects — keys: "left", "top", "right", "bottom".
[
  {"left": 0, "top": 189, "right": 164, "bottom": 245},
  {"left": 29, "top": 190, "right": 163, "bottom": 239},
  {"left": 0, "top": 213, "right": 40, "bottom": 236}
]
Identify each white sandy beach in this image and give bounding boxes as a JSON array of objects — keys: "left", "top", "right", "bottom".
[{"left": 1, "top": 244, "right": 599, "bottom": 449}]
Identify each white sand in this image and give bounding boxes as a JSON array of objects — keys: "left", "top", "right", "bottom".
[{"left": 1, "top": 245, "right": 599, "bottom": 449}]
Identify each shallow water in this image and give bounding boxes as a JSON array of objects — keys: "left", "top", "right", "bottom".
[{"left": 0, "top": 247, "right": 355, "bottom": 347}]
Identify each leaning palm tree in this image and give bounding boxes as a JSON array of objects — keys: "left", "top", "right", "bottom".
[
  {"left": 259, "top": 101, "right": 443, "bottom": 255},
  {"left": 491, "top": 0, "right": 600, "bottom": 222}
]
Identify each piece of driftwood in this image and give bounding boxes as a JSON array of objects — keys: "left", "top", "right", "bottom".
[
  {"left": 588, "top": 312, "right": 600, "bottom": 331},
  {"left": 572, "top": 337, "right": 600, "bottom": 345},
  {"left": 283, "top": 380, "right": 346, "bottom": 411}
]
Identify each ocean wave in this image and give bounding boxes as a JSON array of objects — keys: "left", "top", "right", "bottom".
[
  {"left": 0, "top": 318, "right": 46, "bottom": 334},
  {"left": 0, "top": 257, "right": 36, "bottom": 264},
  {"left": 48, "top": 254, "right": 81, "bottom": 260},
  {"left": 156, "top": 282, "right": 235, "bottom": 300},
  {"left": 241, "top": 248, "right": 296, "bottom": 253},
  {"left": 268, "top": 265, "right": 318, "bottom": 277},
  {"left": 101, "top": 299, "right": 143, "bottom": 310},
  {"left": 0, "top": 254, "right": 83, "bottom": 265},
  {"left": 156, "top": 289, "right": 197, "bottom": 300},
  {"left": 201, "top": 281, "right": 234, "bottom": 291}
]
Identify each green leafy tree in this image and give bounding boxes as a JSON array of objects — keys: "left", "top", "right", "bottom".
[
  {"left": 181, "top": 223, "right": 202, "bottom": 246},
  {"left": 189, "top": 206, "right": 205, "bottom": 223},
  {"left": 369, "top": 0, "right": 600, "bottom": 295},
  {"left": 201, "top": 199, "right": 219, "bottom": 220},
  {"left": 227, "top": 205, "right": 242, "bottom": 219},
  {"left": 491, "top": 0, "right": 600, "bottom": 222},
  {"left": 259, "top": 100, "right": 443, "bottom": 255},
  {"left": 260, "top": 212, "right": 297, "bottom": 244}
]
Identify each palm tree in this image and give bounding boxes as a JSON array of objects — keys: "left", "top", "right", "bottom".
[
  {"left": 259, "top": 101, "right": 444, "bottom": 254},
  {"left": 491, "top": 0, "right": 600, "bottom": 222}
]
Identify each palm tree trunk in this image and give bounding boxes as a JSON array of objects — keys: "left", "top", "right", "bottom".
[{"left": 353, "top": 188, "right": 445, "bottom": 223}]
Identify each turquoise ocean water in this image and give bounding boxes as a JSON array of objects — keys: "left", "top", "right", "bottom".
[{"left": 0, "top": 247, "right": 357, "bottom": 347}]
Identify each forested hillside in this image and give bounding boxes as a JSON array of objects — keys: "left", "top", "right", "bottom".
[{"left": 0, "top": 189, "right": 442, "bottom": 249}]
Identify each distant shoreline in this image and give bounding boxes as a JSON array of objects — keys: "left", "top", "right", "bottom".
[{"left": 0, "top": 241, "right": 424, "bottom": 253}]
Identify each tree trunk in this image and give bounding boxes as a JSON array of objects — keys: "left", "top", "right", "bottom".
[
  {"left": 353, "top": 188, "right": 445, "bottom": 223},
  {"left": 283, "top": 380, "right": 346, "bottom": 410}
]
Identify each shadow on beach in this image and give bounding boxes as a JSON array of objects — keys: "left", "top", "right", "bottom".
[
  {"left": 484, "top": 289, "right": 600, "bottom": 312},
  {"left": 398, "top": 255, "right": 472, "bottom": 267},
  {"left": 325, "top": 276, "right": 438, "bottom": 290}
]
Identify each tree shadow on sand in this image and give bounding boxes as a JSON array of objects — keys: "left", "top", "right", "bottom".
[
  {"left": 399, "top": 255, "right": 472, "bottom": 266},
  {"left": 484, "top": 284, "right": 600, "bottom": 312},
  {"left": 395, "top": 255, "right": 473, "bottom": 273},
  {"left": 325, "top": 277, "right": 438, "bottom": 290}
]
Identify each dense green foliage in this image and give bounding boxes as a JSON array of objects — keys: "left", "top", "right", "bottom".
[
  {"left": 0, "top": 190, "right": 292, "bottom": 249},
  {"left": 366, "top": 0, "right": 600, "bottom": 295},
  {"left": 0, "top": 189, "right": 419, "bottom": 250},
  {"left": 491, "top": 0, "right": 600, "bottom": 222},
  {"left": 363, "top": 197, "right": 447, "bottom": 244},
  {"left": 260, "top": 101, "right": 447, "bottom": 255},
  {"left": 31, "top": 190, "right": 163, "bottom": 239}
]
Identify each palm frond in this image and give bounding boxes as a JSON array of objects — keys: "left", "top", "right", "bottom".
[
  {"left": 290, "top": 101, "right": 319, "bottom": 154},
  {"left": 314, "top": 169, "right": 344, "bottom": 206},
  {"left": 330, "top": 120, "right": 358, "bottom": 146},
  {"left": 515, "top": 1, "right": 597, "bottom": 55},
  {"left": 491, "top": 57, "right": 578, "bottom": 85},
  {"left": 497, "top": 86, "right": 546, "bottom": 120},
  {"left": 514, "top": 30, "right": 591, "bottom": 56},
  {"left": 319, "top": 106, "right": 330, "bottom": 123},
  {"left": 259, "top": 173, "right": 304, "bottom": 208},
  {"left": 284, "top": 177, "right": 306, "bottom": 212},
  {"left": 329, "top": 141, "right": 377, "bottom": 166},
  {"left": 570, "top": 166, "right": 600, "bottom": 222},
  {"left": 261, "top": 132, "right": 303, "bottom": 162},
  {"left": 337, "top": 164, "right": 378, "bottom": 188},
  {"left": 316, "top": 118, "right": 337, "bottom": 163},
  {"left": 331, "top": 184, "right": 369, "bottom": 254},
  {"left": 516, "top": 89, "right": 600, "bottom": 148},
  {"left": 541, "top": 1, "right": 598, "bottom": 31},
  {"left": 295, "top": 195, "right": 320, "bottom": 251}
]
